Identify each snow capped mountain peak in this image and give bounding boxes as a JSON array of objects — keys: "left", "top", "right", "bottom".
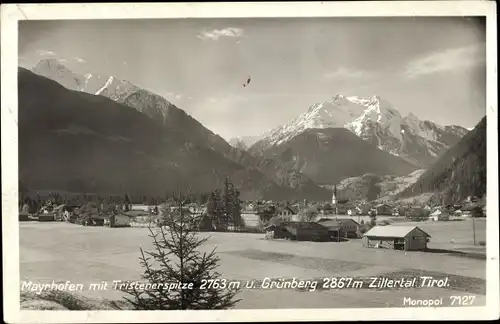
[
  {"left": 32, "top": 59, "right": 140, "bottom": 100},
  {"left": 345, "top": 96, "right": 372, "bottom": 106},
  {"left": 260, "top": 95, "right": 390, "bottom": 147},
  {"left": 345, "top": 95, "right": 403, "bottom": 143},
  {"left": 251, "top": 94, "right": 469, "bottom": 167}
]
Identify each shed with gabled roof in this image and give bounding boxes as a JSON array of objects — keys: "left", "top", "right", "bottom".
[
  {"left": 282, "top": 221, "right": 330, "bottom": 242},
  {"left": 362, "top": 225, "right": 431, "bottom": 251}
]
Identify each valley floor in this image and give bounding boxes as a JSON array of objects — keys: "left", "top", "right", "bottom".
[{"left": 19, "top": 218, "right": 487, "bottom": 309}]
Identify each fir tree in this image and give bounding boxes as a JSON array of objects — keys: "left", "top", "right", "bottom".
[
  {"left": 207, "top": 190, "right": 224, "bottom": 231},
  {"left": 223, "top": 177, "right": 234, "bottom": 231},
  {"left": 124, "top": 193, "right": 132, "bottom": 212},
  {"left": 121, "top": 189, "right": 241, "bottom": 310},
  {"left": 222, "top": 177, "right": 244, "bottom": 232},
  {"left": 232, "top": 189, "right": 243, "bottom": 231},
  {"left": 369, "top": 213, "right": 377, "bottom": 228}
]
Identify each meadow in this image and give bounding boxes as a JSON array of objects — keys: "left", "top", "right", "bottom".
[{"left": 19, "top": 218, "right": 487, "bottom": 309}]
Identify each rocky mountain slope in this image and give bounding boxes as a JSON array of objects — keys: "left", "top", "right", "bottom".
[
  {"left": 250, "top": 95, "right": 468, "bottom": 168},
  {"left": 32, "top": 59, "right": 139, "bottom": 96},
  {"left": 19, "top": 68, "right": 331, "bottom": 200},
  {"left": 228, "top": 135, "right": 266, "bottom": 150},
  {"left": 335, "top": 169, "right": 427, "bottom": 202},
  {"left": 398, "top": 116, "right": 486, "bottom": 204},
  {"left": 31, "top": 59, "right": 331, "bottom": 200},
  {"left": 255, "top": 128, "right": 419, "bottom": 186}
]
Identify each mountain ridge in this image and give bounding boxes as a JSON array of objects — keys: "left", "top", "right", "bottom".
[
  {"left": 249, "top": 95, "right": 468, "bottom": 167},
  {"left": 27, "top": 62, "right": 331, "bottom": 200},
  {"left": 255, "top": 127, "right": 419, "bottom": 186},
  {"left": 398, "top": 116, "right": 486, "bottom": 204}
]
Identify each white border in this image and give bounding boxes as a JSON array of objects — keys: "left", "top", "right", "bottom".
[{"left": 2, "top": 2, "right": 498, "bottom": 323}]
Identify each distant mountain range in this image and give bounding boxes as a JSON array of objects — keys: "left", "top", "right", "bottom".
[
  {"left": 398, "top": 116, "right": 486, "bottom": 204},
  {"left": 24, "top": 59, "right": 475, "bottom": 203},
  {"left": 21, "top": 61, "right": 332, "bottom": 200},
  {"left": 250, "top": 127, "right": 419, "bottom": 186},
  {"left": 248, "top": 95, "right": 469, "bottom": 168}
]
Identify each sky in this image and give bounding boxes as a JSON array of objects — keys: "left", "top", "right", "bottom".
[{"left": 19, "top": 17, "right": 487, "bottom": 140}]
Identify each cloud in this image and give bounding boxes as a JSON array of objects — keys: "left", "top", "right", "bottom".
[
  {"left": 324, "top": 67, "right": 375, "bottom": 80},
  {"left": 404, "top": 43, "right": 486, "bottom": 79},
  {"left": 58, "top": 58, "right": 67, "bottom": 63},
  {"left": 197, "top": 27, "right": 243, "bottom": 41},
  {"left": 162, "top": 92, "right": 184, "bottom": 101},
  {"left": 36, "top": 50, "right": 56, "bottom": 56},
  {"left": 73, "top": 56, "right": 87, "bottom": 64}
]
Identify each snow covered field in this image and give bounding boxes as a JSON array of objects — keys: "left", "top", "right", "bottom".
[{"left": 19, "top": 220, "right": 486, "bottom": 309}]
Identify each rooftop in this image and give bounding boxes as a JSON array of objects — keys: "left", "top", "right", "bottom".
[
  {"left": 363, "top": 225, "right": 431, "bottom": 238},
  {"left": 282, "top": 222, "right": 327, "bottom": 230},
  {"left": 316, "top": 220, "right": 342, "bottom": 230}
]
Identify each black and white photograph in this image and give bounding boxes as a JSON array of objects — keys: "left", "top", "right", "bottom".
[{"left": 2, "top": 2, "right": 498, "bottom": 322}]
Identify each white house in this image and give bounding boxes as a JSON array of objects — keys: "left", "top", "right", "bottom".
[
  {"left": 131, "top": 204, "right": 150, "bottom": 212},
  {"left": 275, "top": 206, "right": 296, "bottom": 221},
  {"left": 346, "top": 206, "right": 362, "bottom": 216},
  {"left": 429, "top": 208, "right": 450, "bottom": 221}
]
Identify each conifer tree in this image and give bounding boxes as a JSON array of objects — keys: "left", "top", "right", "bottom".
[
  {"left": 232, "top": 189, "right": 243, "bottom": 231},
  {"left": 124, "top": 193, "right": 132, "bottom": 212},
  {"left": 121, "top": 188, "right": 241, "bottom": 310},
  {"left": 223, "top": 177, "right": 234, "bottom": 231},
  {"left": 207, "top": 189, "right": 224, "bottom": 231}
]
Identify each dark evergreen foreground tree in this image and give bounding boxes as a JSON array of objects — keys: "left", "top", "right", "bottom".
[{"left": 122, "top": 188, "right": 241, "bottom": 310}]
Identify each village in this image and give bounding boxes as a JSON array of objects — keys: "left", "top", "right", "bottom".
[
  {"left": 18, "top": 182, "right": 487, "bottom": 253},
  {"left": 18, "top": 186, "right": 488, "bottom": 309},
  {"left": 17, "top": 176, "right": 489, "bottom": 310}
]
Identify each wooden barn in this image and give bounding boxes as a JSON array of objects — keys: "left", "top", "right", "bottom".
[
  {"left": 38, "top": 214, "right": 55, "bottom": 222},
  {"left": 282, "top": 222, "right": 330, "bottom": 242},
  {"left": 109, "top": 213, "right": 131, "bottom": 228},
  {"left": 373, "top": 203, "right": 393, "bottom": 216},
  {"left": 315, "top": 219, "right": 342, "bottom": 241},
  {"left": 406, "top": 207, "right": 429, "bottom": 220},
  {"left": 362, "top": 225, "right": 431, "bottom": 251},
  {"left": 262, "top": 217, "right": 290, "bottom": 239},
  {"left": 317, "top": 218, "right": 361, "bottom": 239},
  {"left": 91, "top": 215, "right": 108, "bottom": 226}
]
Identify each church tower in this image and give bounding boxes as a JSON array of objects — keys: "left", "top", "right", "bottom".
[
  {"left": 332, "top": 185, "right": 337, "bottom": 205},
  {"left": 331, "top": 185, "right": 338, "bottom": 215}
]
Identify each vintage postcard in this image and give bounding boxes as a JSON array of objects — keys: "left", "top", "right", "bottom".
[{"left": 2, "top": 1, "right": 498, "bottom": 323}]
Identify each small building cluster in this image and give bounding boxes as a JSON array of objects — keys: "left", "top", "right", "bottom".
[{"left": 263, "top": 216, "right": 362, "bottom": 242}]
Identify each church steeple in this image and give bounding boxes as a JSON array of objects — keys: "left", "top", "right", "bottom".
[{"left": 332, "top": 185, "right": 337, "bottom": 205}]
